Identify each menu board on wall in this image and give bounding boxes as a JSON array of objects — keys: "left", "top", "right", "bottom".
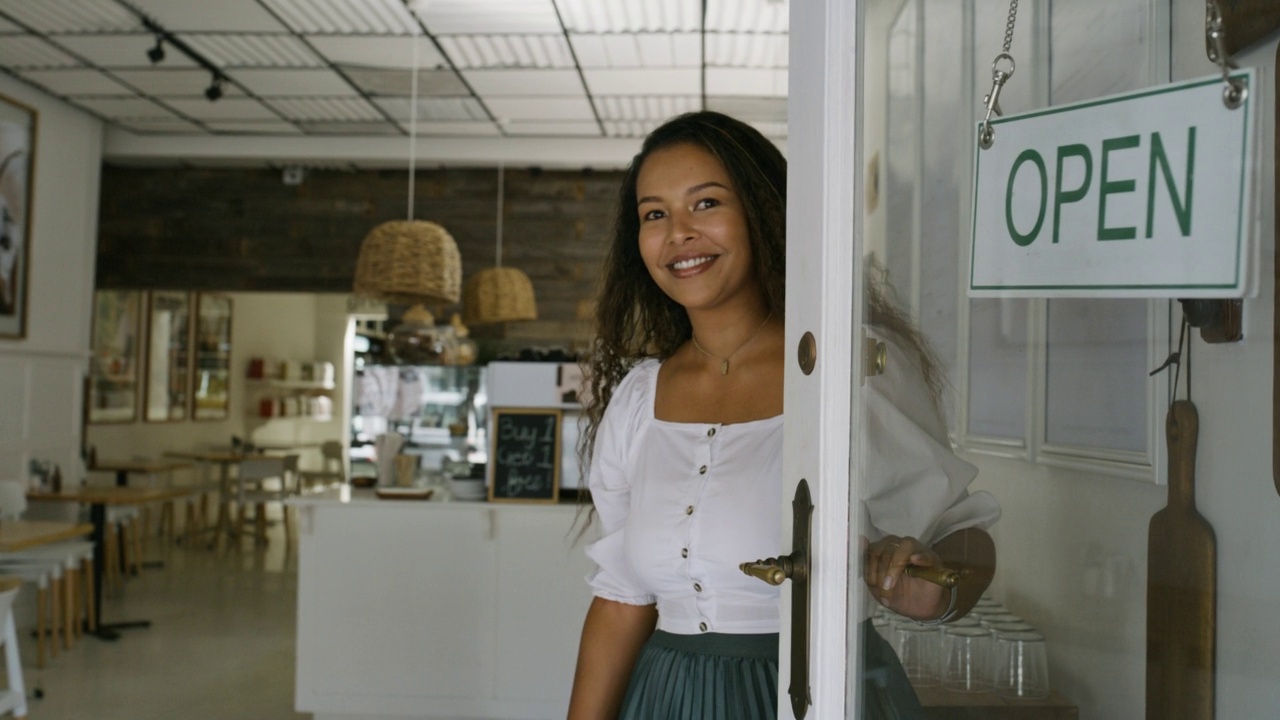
[{"left": 489, "top": 408, "right": 561, "bottom": 504}]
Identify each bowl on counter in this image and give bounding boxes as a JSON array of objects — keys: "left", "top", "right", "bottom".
[{"left": 448, "top": 477, "right": 487, "bottom": 501}]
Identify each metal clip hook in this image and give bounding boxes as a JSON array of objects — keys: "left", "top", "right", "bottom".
[
  {"left": 978, "top": 53, "right": 1015, "bottom": 150},
  {"left": 1205, "top": 0, "right": 1247, "bottom": 109}
]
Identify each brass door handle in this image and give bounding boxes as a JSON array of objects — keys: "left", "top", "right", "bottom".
[
  {"left": 740, "top": 556, "right": 803, "bottom": 586},
  {"left": 905, "top": 565, "right": 960, "bottom": 588},
  {"left": 739, "top": 479, "right": 813, "bottom": 719}
]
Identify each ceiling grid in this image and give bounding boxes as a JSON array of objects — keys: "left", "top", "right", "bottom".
[{"left": 0, "top": 0, "right": 788, "bottom": 145}]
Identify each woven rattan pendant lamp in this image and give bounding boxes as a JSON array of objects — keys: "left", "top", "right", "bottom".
[
  {"left": 463, "top": 164, "right": 537, "bottom": 324},
  {"left": 352, "top": 23, "right": 460, "bottom": 307}
]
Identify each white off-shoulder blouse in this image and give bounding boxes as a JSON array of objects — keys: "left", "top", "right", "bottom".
[{"left": 585, "top": 331, "right": 1000, "bottom": 636}]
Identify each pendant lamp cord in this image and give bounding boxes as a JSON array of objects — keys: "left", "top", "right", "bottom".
[
  {"left": 407, "top": 23, "right": 421, "bottom": 221},
  {"left": 495, "top": 164, "right": 504, "bottom": 268}
]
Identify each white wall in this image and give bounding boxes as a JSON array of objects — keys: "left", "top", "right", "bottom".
[
  {"left": 0, "top": 74, "right": 103, "bottom": 487},
  {"left": 965, "top": 10, "right": 1279, "bottom": 719}
]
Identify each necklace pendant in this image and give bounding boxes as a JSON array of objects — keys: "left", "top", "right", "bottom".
[{"left": 720, "top": 359, "right": 729, "bottom": 375}]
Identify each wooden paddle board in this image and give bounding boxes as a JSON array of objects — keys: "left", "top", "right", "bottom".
[{"left": 1146, "top": 400, "right": 1216, "bottom": 720}]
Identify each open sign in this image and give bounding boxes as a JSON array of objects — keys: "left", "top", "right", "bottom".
[{"left": 970, "top": 71, "right": 1255, "bottom": 298}]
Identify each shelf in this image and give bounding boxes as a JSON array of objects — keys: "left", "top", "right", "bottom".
[{"left": 247, "top": 378, "right": 335, "bottom": 390}]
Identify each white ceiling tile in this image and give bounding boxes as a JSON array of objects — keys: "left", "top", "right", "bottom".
[
  {"left": 461, "top": 69, "right": 584, "bottom": 97},
  {"left": 18, "top": 68, "right": 135, "bottom": 95},
  {"left": 439, "top": 34, "right": 574, "bottom": 69},
  {"left": 267, "top": 97, "right": 384, "bottom": 122},
  {"left": 503, "top": 121, "right": 602, "bottom": 137},
  {"left": 486, "top": 97, "right": 595, "bottom": 122},
  {"left": 299, "top": 121, "right": 402, "bottom": 135},
  {"left": 163, "top": 97, "right": 282, "bottom": 121},
  {"left": 566, "top": 35, "right": 607, "bottom": 67},
  {"left": 705, "top": 67, "right": 787, "bottom": 96},
  {"left": 706, "top": 33, "right": 787, "bottom": 68},
  {"left": 129, "top": 0, "right": 288, "bottom": 32},
  {"left": 234, "top": 69, "right": 358, "bottom": 97},
  {"left": 604, "top": 119, "right": 661, "bottom": 137},
  {"left": 262, "top": 0, "right": 418, "bottom": 34},
  {"left": 205, "top": 121, "right": 304, "bottom": 134},
  {"left": 182, "top": 34, "right": 324, "bottom": 68},
  {"left": 404, "top": 121, "right": 502, "bottom": 137},
  {"left": 116, "top": 119, "right": 204, "bottom": 134},
  {"left": 558, "top": 0, "right": 700, "bottom": 33},
  {"left": 72, "top": 97, "right": 178, "bottom": 120},
  {"left": 374, "top": 97, "right": 488, "bottom": 122},
  {"left": 596, "top": 35, "right": 640, "bottom": 67},
  {"left": 412, "top": 0, "right": 561, "bottom": 34},
  {"left": 596, "top": 95, "right": 700, "bottom": 121},
  {"left": 110, "top": 69, "right": 245, "bottom": 98},
  {"left": 307, "top": 36, "right": 447, "bottom": 70},
  {"left": 52, "top": 35, "right": 199, "bottom": 69},
  {"left": 705, "top": 96, "right": 786, "bottom": 121},
  {"left": 584, "top": 68, "right": 701, "bottom": 96},
  {"left": 343, "top": 68, "right": 469, "bottom": 97},
  {"left": 0, "top": 0, "right": 141, "bottom": 33},
  {"left": 705, "top": 0, "right": 790, "bottom": 33},
  {"left": 0, "top": 36, "right": 82, "bottom": 69}
]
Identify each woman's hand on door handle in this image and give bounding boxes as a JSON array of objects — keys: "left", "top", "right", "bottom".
[{"left": 862, "top": 534, "right": 950, "bottom": 622}]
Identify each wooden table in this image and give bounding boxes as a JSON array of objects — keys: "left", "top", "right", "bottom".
[
  {"left": 28, "top": 486, "right": 197, "bottom": 640},
  {"left": 916, "top": 686, "right": 1079, "bottom": 719},
  {"left": 0, "top": 520, "right": 94, "bottom": 552},
  {"left": 89, "top": 459, "right": 191, "bottom": 488},
  {"left": 165, "top": 451, "right": 250, "bottom": 546}
]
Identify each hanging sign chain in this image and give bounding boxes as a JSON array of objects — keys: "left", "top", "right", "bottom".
[
  {"left": 1205, "top": 0, "right": 1248, "bottom": 110},
  {"left": 978, "top": 0, "right": 1019, "bottom": 150}
]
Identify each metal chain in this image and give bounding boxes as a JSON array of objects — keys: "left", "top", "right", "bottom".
[
  {"left": 1002, "top": 0, "right": 1019, "bottom": 53},
  {"left": 979, "top": 0, "right": 1020, "bottom": 149}
]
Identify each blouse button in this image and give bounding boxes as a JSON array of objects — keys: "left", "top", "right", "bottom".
[
  {"left": 698, "top": 465, "right": 707, "bottom": 475},
  {"left": 681, "top": 548, "right": 688, "bottom": 558},
  {"left": 707, "top": 428, "right": 717, "bottom": 437},
  {"left": 693, "top": 583, "right": 702, "bottom": 592},
  {"left": 685, "top": 505, "right": 694, "bottom": 515},
  {"left": 699, "top": 622, "right": 709, "bottom": 632}
]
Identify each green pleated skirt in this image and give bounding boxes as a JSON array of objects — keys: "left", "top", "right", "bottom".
[
  {"left": 619, "top": 622, "right": 923, "bottom": 720},
  {"left": 619, "top": 630, "right": 779, "bottom": 720}
]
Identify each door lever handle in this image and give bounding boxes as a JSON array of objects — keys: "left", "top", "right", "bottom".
[
  {"left": 905, "top": 565, "right": 960, "bottom": 588},
  {"left": 739, "top": 480, "right": 813, "bottom": 719},
  {"left": 740, "top": 557, "right": 795, "bottom": 586}
]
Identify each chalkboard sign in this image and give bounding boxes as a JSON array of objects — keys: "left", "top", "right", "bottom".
[{"left": 489, "top": 408, "right": 562, "bottom": 503}]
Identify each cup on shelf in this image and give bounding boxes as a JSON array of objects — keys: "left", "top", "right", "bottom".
[
  {"left": 993, "top": 630, "right": 1050, "bottom": 700},
  {"left": 892, "top": 622, "right": 942, "bottom": 687},
  {"left": 941, "top": 625, "right": 993, "bottom": 693}
]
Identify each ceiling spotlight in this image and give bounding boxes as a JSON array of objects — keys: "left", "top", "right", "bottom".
[
  {"left": 146, "top": 36, "right": 165, "bottom": 63},
  {"left": 205, "top": 76, "right": 224, "bottom": 102}
]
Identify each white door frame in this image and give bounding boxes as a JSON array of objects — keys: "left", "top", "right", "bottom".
[{"left": 782, "top": 0, "right": 864, "bottom": 717}]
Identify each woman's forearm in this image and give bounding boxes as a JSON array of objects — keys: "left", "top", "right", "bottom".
[{"left": 567, "top": 597, "right": 658, "bottom": 720}]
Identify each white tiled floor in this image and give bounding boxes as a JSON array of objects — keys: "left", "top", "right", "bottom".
[{"left": 10, "top": 520, "right": 307, "bottom": 720}]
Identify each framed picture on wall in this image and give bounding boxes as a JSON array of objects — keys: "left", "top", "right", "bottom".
[
  {"left": 193, "top": 293, "right": 232, "bottom": 421},
  {"left": 89, "top": 290, "right": 143, "bottom": 423},
  {"left": 145, "top": 290, "right": 193, "bottom": 422},
  {"left": 0, "top": 92, "right": 37, "bottom": 339}
]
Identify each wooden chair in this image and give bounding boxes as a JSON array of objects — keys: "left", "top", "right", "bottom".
[{"left": 234, "top": 455, "right": 300, "bottom": 548}]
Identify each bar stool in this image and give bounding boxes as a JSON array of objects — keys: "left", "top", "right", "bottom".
[{"left": 0, "top": 577, "right": 27, "bottom": 718}]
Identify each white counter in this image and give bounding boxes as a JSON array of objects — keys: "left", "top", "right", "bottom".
[{"left": 292, "top": 490, "right": 598, "bottom": 720}]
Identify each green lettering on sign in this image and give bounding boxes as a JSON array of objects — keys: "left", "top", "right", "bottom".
[
  {"left": 1098, "top": 134, "right": 1141, "bottom": 241},
  {"left": 1146, "top": 127, "right": 1196, "bottom": 238},
  {"left": 1005, "top": 149, "right": 1047, "bottom": 247},
  {"left": 1053, "top": 144, "right": 1092, "bottom": 244}
]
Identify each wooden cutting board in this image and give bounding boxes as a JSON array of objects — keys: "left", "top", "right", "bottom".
[{"left": 1146, "top": 400, "right": 1216, "bottom": 720}]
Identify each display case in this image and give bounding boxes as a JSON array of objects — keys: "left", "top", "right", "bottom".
[
  {"left": 352, "top": 364, "right": 487, "bottom": 477},
  {"left": 88, "top": 289, "right": 143, "bottom": 423}
]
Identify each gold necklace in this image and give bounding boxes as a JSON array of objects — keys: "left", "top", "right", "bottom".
[{"left": 690, "top": 311, "right": 773, "bottom": 376}]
